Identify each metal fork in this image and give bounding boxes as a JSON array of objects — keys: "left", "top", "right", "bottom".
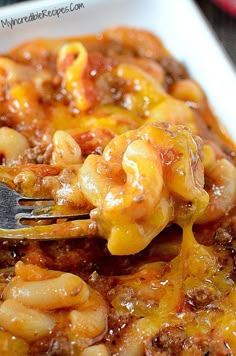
[{"left": 0, "top": 183, "right": 90, "bottom": 231}]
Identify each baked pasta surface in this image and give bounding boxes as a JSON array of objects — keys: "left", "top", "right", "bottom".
[{"left": 0, "top": 27, "right": 235, "bottom": 355}]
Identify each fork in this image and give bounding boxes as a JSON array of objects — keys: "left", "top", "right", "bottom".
[{"left": 0, "top": 183, "right": 96, "bottom": 240}]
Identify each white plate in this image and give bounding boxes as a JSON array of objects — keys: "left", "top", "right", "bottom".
[{"left": 0, "top": 0, "right": 235, "bottom": 139}]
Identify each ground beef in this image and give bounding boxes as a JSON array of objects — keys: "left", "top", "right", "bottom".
[
  {"left": 0, "top": 240, "right": 26, "bottom": 269},
  {"left": 229, "top": 251, "right": 236, "bottom": 282},
  {"left": 209, "top": 210, "right": 236, "bottom": 281},
  {"left": 213, "top": 211, "right": 236, "bottom": 248},
  {"left": 146, "top": 330, "right": 231, "bottom": 356},
  {"left": 186, "top": 285, "right": 217, "bottom": 309},
  {"left": 221, "top": 213, "right": 236, "bottom": 242},
  {"left": 21, "top": 238, "right": 109, "bottom": 278},
  {"left": 194, "top": 207, "right": 236, "bottom": 247},
  {"left": 147, "top": 325, "right": 185, "bottom": 356},
  {"left": 29, "top": 331, "right": 72, "bottom": 356},
  {"left": 105, "top": 310, "right": 135, "bottom": 346},
  {"left": 73, "top": 128, "right": 115, "bottom": 157},
  {"left": 159, "top": 56, "right": 188, "bottom": 88},
  {"left": 16, "top": 144, "right": 53, "bottom": 165},
  {"left": 214, "top": 228, "right": 233, "bottom": 246},
  {"left": 185, "top": 335, "right": 232, "bottom": 356},
  {"left": 0, "top": 113, "right": 13, "bottom": 128}
]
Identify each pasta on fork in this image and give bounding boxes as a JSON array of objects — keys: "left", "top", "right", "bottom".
[{"left": 0, "top": 27, "right": 235, "bottom": 355}]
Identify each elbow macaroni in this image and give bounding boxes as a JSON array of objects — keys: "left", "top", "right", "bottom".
[
  {"left": 0, "top": 262, "right": 107, "bottom": 344},
  {"left": 57, "top": 42, "right": 90, "bottom": 111},
  {"left": 0, "top": 127, "right": 29, "bottom": 165},
  {"left": 51, "top": 130, "right": 82, "bottom": 165},
  {"left": 0, "top": 299, "right": 55, "bottom": 341}
]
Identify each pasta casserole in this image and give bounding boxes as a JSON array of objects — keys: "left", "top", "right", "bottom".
[{"left": 0, "top": 27, "right": 235, "bottom": 355}]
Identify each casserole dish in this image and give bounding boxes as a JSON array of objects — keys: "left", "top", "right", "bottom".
[
  {"left": 0, "top": 1, "right": 235, "bottom": 355},
  {"left": 0, "top": 0, "right": 235, "bottom": 138}
]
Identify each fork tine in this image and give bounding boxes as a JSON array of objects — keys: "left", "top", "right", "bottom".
[
  {"left": 0, "top": 183, "right": 29, "bottom": 229},
  {"left": 0, "top": 183, "right": 53, "bottom": 203},
  {"left": 19, "top": 197, "right": 54, "bottom": 204},
  {"left": 0, "top": 219, "right": 98, "bottom": 240},
  {"left": 16, "top": 203, "right": 90, "bottom": 221},
  {"left": 15, "top": 205, "right": 39, "bottom": 215},
  {"left": 0, "top": 182, "right": 90, "bottom": 231},
  {"left": 0, "top": 182, "right": 54, "bottom": 229},
  {"left": 0, "top": 215, "right": 27, "bottom": 230},
  {"left": 16, "top": 211, "right": 90, "bottom": 221}
]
